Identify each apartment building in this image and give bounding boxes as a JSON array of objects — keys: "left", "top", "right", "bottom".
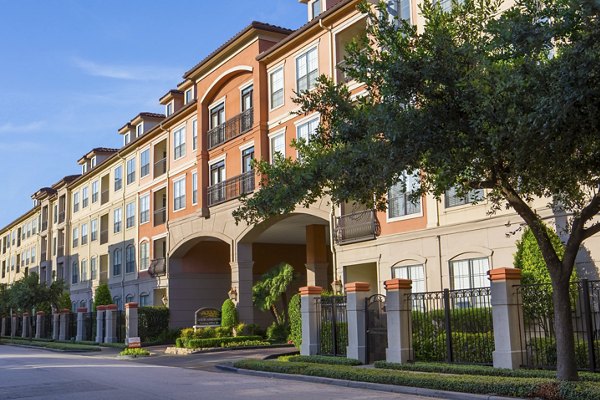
[{"left": 1, "top": 0, "right": 598, "bottom": 328}]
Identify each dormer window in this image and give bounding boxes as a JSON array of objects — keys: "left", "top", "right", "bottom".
[
  {"left": 185, "top": 88, "right": 194, "bottom": 104},
  {"left": 310, "top": 0, "right": 322, "bottom": 20},
  {"left": 166, "top": 101, "right": 174, "bottom": 117},
  {"left": 82, "top": 163, "right": 88, "bottom": 174},
  {"left": 124, "top": 132, "right": 131, "bottom": 145},
  {"left": 91, "top": 156, "right": 97, "bottom": 168},
  {"left": 136, "top": 123, "right": 143, "bottom": 137}
]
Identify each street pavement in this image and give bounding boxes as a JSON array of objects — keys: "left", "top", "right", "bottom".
[{"left": 0, "top": 345, "right": 438, "bottom": 400}]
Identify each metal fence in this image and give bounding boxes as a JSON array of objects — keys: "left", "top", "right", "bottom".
[
  {"left": 83, "top": 312, "right": 96, "bottom": 342},
  {"left": 116, "top": 310, "right": 126, "bottom": 343},
  {"left": 407, "top": 287, "right": 494, "bottom": 364},
  {"left": 516, "top": 279, "right": 600, "bottom": 371},
  {"left": 67, "top": 312, "right": 77, "bottom": 340},
  {"left": 316, "top": 295, "right": 348, "bottom": 357},
  {"left": 42, "top": 314, "right": 53, "bottom": 339}
]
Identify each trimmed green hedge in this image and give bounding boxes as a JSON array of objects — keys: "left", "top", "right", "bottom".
[
  {"left": 138, "top": 307, "right": 169, "bottom": 342},
  {"left": 177, "top": 335, "right": 263, "bottom": 349},
  {"left": 287, "top": 293, "right": 301, "bottom": 349},
  {"left": 0, "top": 337, "right": 101, "bottom": 352},
  {"left": 413, "top": 331, "right": 494, "bottom": 363},
  {"left": 527, "top": 337, "right": 594, "bottom": 369},
  {"left": 285, "top": 355, "right": 361, "bottom": 366}
]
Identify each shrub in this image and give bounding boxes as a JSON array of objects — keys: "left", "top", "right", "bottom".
[
  {"left": 285, "top": 355, "right": 361, "bottom": 366},
  {"left": 138, "top": 307, "right": 170, "bottom": 343},
  {"left": 288, "top": 293, "right": 301, "bottom": 349},
  {"left": 266, "top": 322, "right": 289, "bottom": 343},
  {"left": 527, "top": 337, "right": 591, "bottom": 369},
  {"left": 93, "top": 284, "right": 112, "bottom": 311},
  {"left": 185, "top": 335, "right": 263, "bottom": 349},
  {"left": 175, "top": 338, "right": 184, "bottom": 348},
  {"left": 120, "top": 348, "right": 150, "bottom": 357},
  {"left": 319, "top": 321, "right": 348, "bottom": 355},
  {"left": 221, "top": 299, "right": 238, "bottom": 328},
  {"left": 222, "top": 340, "right": 270, "bottom": 348}
]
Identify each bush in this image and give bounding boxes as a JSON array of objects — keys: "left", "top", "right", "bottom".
[
  {"left": 185, "top": 335, "right": 263, "bottom": 349},
  {"left": 138, "top": 307, "right": 170, "bottom": 342},
  {"left": 221, "top": 299, "right": 238, "bottom": 328},
  {"left": 288, "top": 293, "right": 301, "bottom": 349},
  {"left": 319, "top": 321, "right": 348, "bottom": 355},
  {"left": 266, "top": 322, "right": 289, "bottom": 343},
  {"left": 222, "top": 340, "right": 270, "bottom": 348},
  {"left": 285, "top": 355, "right": 361, "bottom": 366},
  {"left": 93, "top": 284, "right": 112, "bottom": 311},
  {"left": 527, "top": 337, "right": 591, "bottom": 369},
  {"left": 120, "top": 348, "right": 150, "bottom": 357}
]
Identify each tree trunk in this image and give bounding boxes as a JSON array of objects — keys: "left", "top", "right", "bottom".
[{"left": 552, "top": 276, "right": 579, "bottom": 381}]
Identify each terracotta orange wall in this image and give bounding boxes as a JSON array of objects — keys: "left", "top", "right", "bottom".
[
  {"left": 138, "top": 181, "right": 168, "bottom": 243},
  {"left": 179, "top": 241, "right": 230, "bottom": 274},
  {"left": 168, "top": 168, "right": 197, "bottom": 222},
  {"left": 377, "top": 194, "right": 428, "bottom": 236}
]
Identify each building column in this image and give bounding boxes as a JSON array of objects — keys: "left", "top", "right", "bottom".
[
  {"left": 52, "top": 313, "right": 60, "bottom": 340},
  {"left": 299, "top": 286, "right": 323, "bottom": 356},
  {"left": 345, "top": 282, "right": 370, "bottom": 364},
  {"left": 231, "top": 243, "right": 254, "bottom": 324},
  {"left": 104, "top": 304, "right": 118, "bottom": 343},
  {"left": 35, "top": 311, "right": 45, "bottom": 339},
  {"left": 59, "top": 309, "right": 70, "bottom": 341},
  {"left": 95, "top": 306, "right": 106, "bottom": 343},
  {"left": 21, "top": 313, "right": 30, "bottom": 338},
  {"left": 76, "top": 308, "right": 87, "bottom": 342},
  {"left": 11, "top": 315, "right": 17, "bottom": 336},
  {"left": 490, "top": 268, "right": 526, "bottom": 370},
  {"left": 385, "top": 278, "right": 413, "bottom": 363},
  {"left": 125, "top": 302, "right": 138, "bottom": 342},
  {"left": 305, "top": 224, "right": 329, "bottom": 288}
]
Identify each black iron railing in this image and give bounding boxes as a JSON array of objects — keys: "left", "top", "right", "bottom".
[
  {"left": 334, "top": 210, "right": 379, "bottom": 245},
  {"left": 154, "top": 208, "right": 166, "bottom": 226},
  {"left": 316, "top": 295, "right": 348, "bottom": 357},
  {"left": 207, "top": 171, "right": 255, "bottom": 207},
  {"left": 154, "top": 158, "right": 166, "bottom": 177},
  {"left": 207, "top": 108, "right": 253, "bottom": 150}
]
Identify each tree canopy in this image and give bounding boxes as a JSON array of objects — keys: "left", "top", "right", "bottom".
[{"left": 235, "top": 0, "right": 600, "bottom": 380}]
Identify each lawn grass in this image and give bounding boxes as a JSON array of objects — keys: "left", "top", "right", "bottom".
[{"left": 0, "top": 337, "right": 101, "bottom": 351}]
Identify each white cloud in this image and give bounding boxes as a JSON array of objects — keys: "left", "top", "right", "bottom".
[
  {"left": 0, "top": 121, "right": 44, "bottom": 133},
  {"left": 71, "top": 57, "right": 182, "bottom": 82}
]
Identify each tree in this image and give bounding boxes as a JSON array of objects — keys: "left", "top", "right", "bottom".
[
  {"left": 93, "top": 284, "right": 112, "bottom": 311},
  {"left": 221, "top": 299, "right": 238, "bottom": 328},
  {"left": 9, "top": 272, "right": 46, "bottom": 314},
  {"left": 0, "top": 283, "right": 10, "bottom": 317},
  {"left": 235, "top": 0, "right": 600, "bottom": 380},
  {"left": 252, "top": 262, "right": 296, "bottom": 326}
]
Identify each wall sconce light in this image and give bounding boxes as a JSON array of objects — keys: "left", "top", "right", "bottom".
[
  {"left": 331, "top": 278, "right": 343, "bottom": 295},
  {"left": 228, "top": 287, "right": 238, "bottom": 302}
]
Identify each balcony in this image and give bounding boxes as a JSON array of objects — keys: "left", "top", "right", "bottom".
[
  {"left": 207, "top": 108, "right": 253, "bottom": 150},
  {"left": 154, "top": 207, "right": 166, "bottom": 226},
  {"left": 207, "top": 171, "right": 255, "bottom": 207},
  {"left": 58, "top": 211, "right": 65, "bottom": 224},
  {"left": 148, "top": 258, "right": 166, "bottom": 277},
  {"left": 154, "top": 158, "right": 166, "bottom": 177},
  {"left": 101, "top": 189, "right": 109, "bottom": 205},
  {"left": 334, "top": 210, "right": 379, "bottom": 245}
]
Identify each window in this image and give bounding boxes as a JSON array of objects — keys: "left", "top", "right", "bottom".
[
  {"left": 126, "top": 245, "right": 135, "bottom": 273},
  {"left": 114, "top": 166, "right": 123, "bottom": 191},
  {"left": 73, "top": 192, "right": 80, "bottom": 213},
  {"left": 192, "top": 119, "right": 198, "bottom": 151},
  {"left": 444, "top": 186, "right": 484, "bottom": 208},
  {"left": 126, "top": 157, "right": 136, "bottom": 184},
  {"left": 269, "top": 131, "right": 286, "bottom": 162},
  {"left": 53, "top": 237, "right": 57, "bottom": 256},
  {"left": 174, "top": 177, "right": 186, "bottom": 211},
  {"left": 114, "top": 208, "right": 122, "bottom": 233},
  {"left": 113, "top": 248, "right": 122, "bottom": 276},
  {"left": 72, "top": 261, "right": 79, "bottom": 284},
  {"left": 140, "top": 242, "right": 149, "bottom": 270},
  {"left": 92, "top": 181, "right": 99, "bottom": 203},
  {"left": 126, "top": 202, "right": 135, "bottom": 228},
  {"left": 392, "top": 264, "right": 425, "bottom": 293},
  {"left": 91, "top": 219, "right": 98, "bottom": 241},
  {"left": 81, "top": 223, "right": 88, "bottom": 245},
  {"left": 210, "top": 161, "right": 225, "bottom": 186},
  {"left": 174, "top": 127, "right": 186, "bottom": 159},
  {"left": 91, "top": 156, "right": 97, "bottom": 168},
  {"left": 242, "top": 146, "right": 254, "bottom": 173},
  {"left": 140, "top": 194, "right": 150, "bottom": 223},
  {"left": 296, "top": 47, "right": 318, "bottom": 92},
  {"left": 241, "top": 85, "right": 253, "bottom": 113},
  {"left": 311, "top": 0, "right": 322, "bottom": 19},
  {"left": 72, "top": 227, "right": 79, "bottom": 248},
  {"left": 270, "top": 67, "right": 284, "bottom": 109},
  {"left": 136, "top": 123, "right": 143, "bottom": 137},
  {"left": 210, "top": 103, "right": 225, "bottom": 129},
  {"left": 192, "top": 172, "right": 198, "bottom": 205},
  {"left": 296, "top": 116, "right": 319, "bottom": 143},
  {"left": 140, "top": 149, "right": 150, "bottom": 177},
  {"left": 125, "top": 294, "right": 135, "bottom": 304},
  {"left": 166, "top": 101, "right": 174, "bottom": 117},
  {"left": 185, "top": 88, "right": 194, "bottom": 104},
  {"left": 82, "top": 187, "right": 89, "bottom": 208},
  {"left": 450, "top": 257, "right": 490, "bottom": 290},
  {"left": 81, "top": 259, "right": 88, "bottom": 282},
  {"left": 139, "top": 293, "right": 150, "bottom": 307},
  {"left": 31, "top": 247, "right": 36, "bottom": 263},
  {"left": 82, "top": 163, "right": 88, "bottom": 174},
  {"left": 91, "top": 256, "right": 97, "bottom": 280},
  {"left": 124, "top": 132, "right": 131, "bottom": 145},
  {"left": 388, "top": 171, "right": 421, "bottom": 219},
  {"left": 387, "top": 0, "right": 412, "bottom": 23}
]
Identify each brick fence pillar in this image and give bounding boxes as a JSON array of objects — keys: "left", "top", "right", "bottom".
[
  {"left": 59, "top": 309, "right": 70, "bottom": 341},
  {"left": 385, "top": 278, "right": 413, "bottom": 363},
  {"left": 11, "top": 315, "right": 18, "bottom": 337},
  {"left": 52, "top": 312, "right": 60, "bottom": 340},
  {"left": 1, "top": 316, "right": 6, "bottom": 336},
  {"left": 35, "top": 311, "right": 45, "bottom": 339},
  {"left": 299, "top": 286, "right": 323, "bottom": 356},
  {"left": 76, "top": 308, "right": 87, "bottom": 342},
  {"left": 21, "top": 313, "right": 30, "bottom": 338},
  {"left": 104, "top": 304, "right": 118, "bottom": 343},
  {"left": 125, "top": 302, "right": 138, "bottom": 343},
  {"left": 95, "top": 306, "right": 106, "bottom": 343},
  {"left": 490, "top": 267, "right": 525, "bottom": 370},
  {"left": 346, "top": 282, "right": 370, "bottom": 364}
]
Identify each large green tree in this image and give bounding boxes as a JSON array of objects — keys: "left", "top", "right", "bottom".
[{"left": 235, "top": 0, "right": 600, "bottom": 380}]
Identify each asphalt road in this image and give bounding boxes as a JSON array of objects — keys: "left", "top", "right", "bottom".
[{"left": 0, "top": 345, "right": 437, "bottom": 400}]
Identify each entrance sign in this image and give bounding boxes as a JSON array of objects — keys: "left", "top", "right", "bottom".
[{"left": 193, "top": 308, "right": 221, "bottom": 330}]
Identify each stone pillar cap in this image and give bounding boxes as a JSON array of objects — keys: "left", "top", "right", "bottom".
[
  {"left": 488, "top": 267, "right": 522, "bottom": 281},
  {"left": 77, "top": 308, "right": 88, "bottom": 313},
  {"left": 96, "top": 305, "right": 106, "bottom": 311},
  {"left": 299, "top": 286, "right": 323, "bottom": 296},
  {"left": 384, "top": 278, "right": 412, "bottom": 290},
  {"left": 61, "top": 309, "right": 71, "bottom": 314},
  {"left": 105, "top": 304, "right": 118, "bottom": 311},
  {"left": 125, "top": 302, "right": 139, "bottom": 309},
  {"left": 345, "top": 282, "right": 370, "bottom": 292},
  {"left": 36, "top": 311, "right": 45, "bottom": 315},
  {"left": 22, "top": 312, "right": 30, "bottom": 317}
]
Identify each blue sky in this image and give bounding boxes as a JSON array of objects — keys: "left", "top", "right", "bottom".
[{"left": 0, "top": 0, "right": 306, "bottom": 228}]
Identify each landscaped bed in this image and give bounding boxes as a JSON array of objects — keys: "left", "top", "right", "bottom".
[
  {"left": 0, "top": 337, "right": 101, "bottom": 352},
  {"left": 233, "top": 357, "right": 600, "bottom": 400}
]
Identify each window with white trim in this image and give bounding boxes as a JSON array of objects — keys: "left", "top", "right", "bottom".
[
  {"left": 270, "top": 132, "right": 285, "bottom": 162},
  {"left": 126, "top": 244, "right": 135, "bottom": 273},
  {"left": 139, "top": 241, "right": 149, "bottom": 270},
  {"left": 297, "top": 116, "right": 319, "bottom": 143},
  {"left": 192, "top": 119, "right": 198, "bottom": 151},
  {"left": 139, "top": 293, "right": 150, "bottom": 307},
  {"left": 166, "top": 102, "right": 174, "bottom": 117},
  {"left": 174, "top": 127, "right": 186, "bottom": 159},
  {"left": 388, "top": 171, "right": 421, "bottom": 219},
  {"left": 126, "top": 202, "right": 135, "bottom": 228},
  {"left": 387, "top": 0, "right": 412, "bottom": 23},
  {"left": 72, "top": 227, "right": 79, "bottom": 248},
  {"left": 80, "top": 258, "right": 88, "bottom": 282},
  {"left": 270, "top": 67, "right": 284, "bottom": 109},
  {"left": 296, "top": 47, "right": 318, "bottom": 92},
  {"left": 136, "top": 123, "right": 143, "bottom": 137},
  {"left": 92, "top": 181, "right": 99, "bottom": 203},
  {"left": 445, "top": 186, "right": 484, "bottom": 208},
  {"left": 114, "top": 166, "right": 123, "bottom": 191},
  {"left": 91, "top": 219, "right": 98, "bottom": 241},
  {"left": 82, "top": 187, "right": 89, "bottom": 208},
  {"left": 91, "top": 256, "right": 97, "bottom": 280},
  {"left": 113, "top": 248, "right": 122, "bottom": 276},
  {"left": 81, "top": 223, "right": 88, "bottom": 245},
  {"left": 174, "top": 177, "right": 186, "bottom": 211},
  {"left": 450, "top": 257, "right": 490, "bottom": 290},
  {"left": 72, "top": 260, "right": 78, "bottom": 284},
  {"left": 392, "top": 264, "right": 425, "bottom": 293},
  {"left": 140, "top": 149, "right": 150, "bottom": 177},
  {"left": 310, "top": 0, "right": 322, "bottom": 19},
  {"left": 114, "top": 208, "right": 122, "bottom": 233},
  {"left": 126, "top": 157, "right": 136, "bottom": 184},
  {"left": 192, "top": 172, "right": 198, "bottom": 204},
  {"left": 185, "top": 88, "right": 194, "bottom": 104},
  {"left": 140, "top": 194, "right": 150, "bottom": 223},
  {"left": 73, "top": 192, "right": 80, "bottom": 213}
]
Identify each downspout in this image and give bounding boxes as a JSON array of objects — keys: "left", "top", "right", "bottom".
[
  {"left": 116, "top": 152, "right": 126, "bottom": 307},
  {"left": 159, "top": 122, "right": 170, "bottom": 299},
  {"left": 329, "top": 203, "right": 338, "bottom": 284},
  {"left": 436, "top": 198, "right": 443, "bottom": 288}
]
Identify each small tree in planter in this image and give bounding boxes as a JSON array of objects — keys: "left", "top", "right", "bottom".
[
  {"left": 93, "top": 284, "right": 112, "bottom": 311},
  {"left": 221, "top": 299, "right": 238, "bottom": 331}
]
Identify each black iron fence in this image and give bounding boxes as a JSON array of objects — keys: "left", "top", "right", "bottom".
[
  {"left": 407, "top": 287, "right": 494, "bottom": 365},
  {"left": 316, "top": 295, "right": 348, "bottom": 357},
  {"left": 516, "top": 279, "right": 600, "bottom": 371},
  {"left": 116, "top": 311, "right": 126, "bottom": 343},
  {"left": 14, "top": 316, "right": 23, "bottom": 337},
  {"left": 4, "top": 316, "right": 12, "bottom": 336},
  {"left": 207, "top": 171, "right": 255, "bottom": 207},
  {"left": 207, "top": 108, "right": 254, "bottom": 150},
  {"left": 83, "top": 312, "right": 96, "bottom": 342},
  {"left": 42, "top": 314, "right": 53, "bottom": 339}
]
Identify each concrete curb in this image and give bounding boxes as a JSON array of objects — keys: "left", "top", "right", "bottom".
[{"left": 215, "top": 365, "right": 524, "bottom": 400}]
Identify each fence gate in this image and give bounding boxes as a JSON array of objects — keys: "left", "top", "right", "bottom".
[
  {"left": 366, "top": 294, "right": 387, "bottom": 364},
  {"left": 316, "top": 295, "right": 348, "bottom": 357}
]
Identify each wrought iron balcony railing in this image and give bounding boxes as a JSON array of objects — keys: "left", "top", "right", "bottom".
[
  {"left": 207, "top": 171, "right": 255, "bottom": 207},
  {"left": 154, "top": 158, "right": 166, "bottom": 178},
  {"left": 154, "top": 207, "right": 166, "bottom": 226},
  {"left": 334, "top": 210, "right": 379, "bottom": 245},
  {"left": 207, "top": 108, "right": 253, "bottom": 150}
]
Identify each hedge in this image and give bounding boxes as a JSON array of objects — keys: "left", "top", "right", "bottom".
[
  {"left": 413, "top": 331, "right": 494, "bottom": 364},
  {"left": 412, "top": 307, "right": 493, "bottom": 335},
  {"left": 138, "top": 307, "right": 169, "bottom": 342},
  {"left": 527, "top": 337, "right": 594, "bottom": 369},
  {"left": 285, "top": 355, "right": 362, "bottom": 366},
  {"left": 287, "top": 293, "right": 301, "bottom": 349},
  {"left": 177, "top": 335, "right": 263, "bottom": 349}
]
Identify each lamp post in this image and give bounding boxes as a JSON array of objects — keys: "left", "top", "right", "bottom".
[{"left": 331, "top": 278, "right": 343, "bottom": 295}]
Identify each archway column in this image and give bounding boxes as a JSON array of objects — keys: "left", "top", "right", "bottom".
[
  {"left": 230, "top": 261, "right": 254, "bottom": 324},
  {"left": 306, "top": 224, "right": 329, "bottom": 288}
]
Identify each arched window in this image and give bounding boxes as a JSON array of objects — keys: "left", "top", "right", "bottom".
[
  {"left": 126, "top": 245, "right": 136, "bottom": 273},
  {"left": 139, "top": 292, "right": 150, "bottom": 307},
  {"left": 71, "top": 260, "right": 79, "bottom": 284},
  {"left": 139, "top": 241, "right": 149, "bottom": 270},
  {"left": 113, "top": 296, "right": 122, "bottom": 310},
  {"left": 113, "top": 248, "right": 122, "bottom": 276},
  {"left": 125, "top": 293, "right": 135, "bottom": 304}
]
